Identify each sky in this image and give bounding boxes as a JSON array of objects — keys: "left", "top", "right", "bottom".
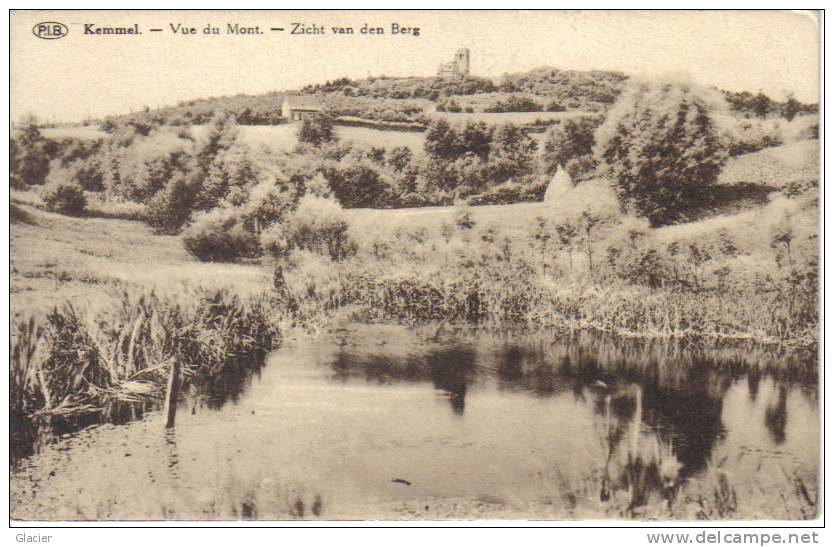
[{"left": 11, "top": 10, "right": 821, "bottom": 123}]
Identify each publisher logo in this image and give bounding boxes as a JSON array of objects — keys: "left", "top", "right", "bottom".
[{"left": 33, "top": 22, "right": 68, "bottom": 40}]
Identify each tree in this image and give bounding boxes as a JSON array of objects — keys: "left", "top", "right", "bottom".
[
  {"left": 195, "top": 145, "right": 258, "bottom": 211},
  {"left": 45, "top": 158, "right": 104, "bottom": 193},
  {"left": 11, "top": 116, "right": 51, "bottom": 188},
  {"left": 541, "top": 116, "right": 600, "bottom": 175},
  {"left": 321, "top": 157, "right": 389, "bottom": 208},
  {"left": 297, "top": 113, "right": 336, "bottom": 146},
  {"left": 555, "top": 222, "right": 578, "bottom": 272},
  {"left": 530, "top": 216, "right": 552, "bottom": 272},
  {"left": 146, "top": 174, "right": 199, "bottom": 234},
  {"left": 487, "top": 124, "right": 537, "bottom": 183},
  {"left": 455, "top": 121, "right": 492, "bottom": 159},
  {"left": 41, "top": 180, "right": 87, "bottom": 216},
  {"left": 580, "top": 210, "right": 601, "bottom": 274},
  {"left": 595, "top": 81, "right": 728, "bottom": 226},
  {"left": 193, "top": 111, "right": 239, "bottom": 198},
  {"left": 752, "top": 91, "right": 773, "bottom": 118},
  {"left": 387, "top": 146, "right": 413, "bottom": 172},
  {"left": 781, "top": 93, "right": 802, "bottom": 122},
  {"left": 423, "top": 118, "right": 457, "bottom": 160},
  {"left": 241, "top": 177, "right": 300, "bottom": 234}
]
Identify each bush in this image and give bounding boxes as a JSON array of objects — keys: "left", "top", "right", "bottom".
[
  {"left": 45, "top": 157, "right": 105, "bottom": 193},
  {"left": 182, "top": 206, "right": 260, "bottom": 262},
  {"left": 596, "top": 81, "right": 728, "bottom": 226},
  {"left": 724, "top": 119, "right": 784, "bottom": 156},
  {"left": 542, "top": 116, "right": 601, "bottom": 174},
  {"left": 260, "top": 194, "right": 356, "bottom": 261},
  {"left": 320, "top": 158, "right": 390, "bottom": 208},
  {"left": 297, "top": 113, "right": 336, "bottom": 146},
  {"left": 146, "top": 175, "right": 198, "bottom": 234},
  {"left": 40, "top": 180, "right": 87, "bottom": 216},
  {"left": 240, "top": 177, "right": 300, "bottom": 233},
  {"left": 484, "top": 96, "right": 543, "bottom": 113},
  {"left": 71, "top": 158, "right": 105, "bottom": 191}
]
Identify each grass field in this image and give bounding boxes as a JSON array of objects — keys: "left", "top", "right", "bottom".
[
  {"left": 39, "top": 126, "right": 105, "bottom": 140},
  {"left": 344, "top": 201, "right": 553, "bottom": 240},
  {"left": 10, "top": 204, "right": 269, "bottom": 315},
  {"left": 344, "top": 193, "right": 814, "bottom": 269},
  {"left": 13, "top": 166, "right": 813, "bottom": 316},
  {"left": 10, "top": 192, "right": 559, "bottom": 312},
  {"left": 718, "top": 139, "right": 820, "bottom": 188}
]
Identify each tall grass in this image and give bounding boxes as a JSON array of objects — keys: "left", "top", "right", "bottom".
[
  {"left": 10, "top": 287, "right": 279, "bottom": 464},
  {"left": 325, "top": 192, "right": 819, "bottom": 350},
  {"left": 333, "top": 266, "right": 817, "bottom": 350},
  {"left": 83, "top": 193, "right": 148, "bottom": 221}
]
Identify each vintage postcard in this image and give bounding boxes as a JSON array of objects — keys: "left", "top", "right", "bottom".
[{"left": 9, "top": 10, "right": 821, "bottom": 523}]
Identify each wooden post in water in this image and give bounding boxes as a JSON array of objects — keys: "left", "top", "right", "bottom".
[
  {"left": 630, "top": 384, "right": 642, "bottom": 456},
  {"left": 162, "top": 360, "right": 180, "bottom": 429}
]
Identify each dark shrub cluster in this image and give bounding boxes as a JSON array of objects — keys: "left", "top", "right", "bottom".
[
  {"left": 41, "top": 181, "right": 87, "bottom": 216},
  {"left": 182, "top": 207, "right": 260, "bottom": 262},
  {"left": 260, "top": 195, "right": 356, "bottom": 261}
]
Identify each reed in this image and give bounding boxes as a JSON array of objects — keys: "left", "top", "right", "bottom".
[
  {"left": 335, "top": 195, "right": 818, "bottom": 350},
  {"left": 334, "top": 264, "right": 817, "bottom": 350},
  {"left": 10, "top": 286, "right": 280, "bottom": 463}
]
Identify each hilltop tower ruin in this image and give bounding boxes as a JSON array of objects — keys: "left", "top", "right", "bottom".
[{"left": 437, "top": 48, "right": 470, "bottom": 78}]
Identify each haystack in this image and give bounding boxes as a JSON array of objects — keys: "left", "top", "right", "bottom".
[{"left": 543, "top": 166, "right": 573, "bottom": 203}]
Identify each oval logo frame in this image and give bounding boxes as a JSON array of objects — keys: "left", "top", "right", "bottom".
[{"left": 32, "top": 22, "right": 68, "bottom": 40}]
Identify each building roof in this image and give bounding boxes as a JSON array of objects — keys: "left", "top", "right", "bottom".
[{"left": 283, "top": 95, "right": 323, "bottom": 111}]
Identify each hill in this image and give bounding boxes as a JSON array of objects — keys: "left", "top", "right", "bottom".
[
  {"left": 101, "top": 67, "right": 630, "bottom": 128},
  {"left": 718, "top": 139, "right": 820, "bottom": 189},
  {"left": 494, "top": 67, "right": 628, "bottom": 110},
  {"left": 99, "top": 65, "right": 818, "bottom": 132}
]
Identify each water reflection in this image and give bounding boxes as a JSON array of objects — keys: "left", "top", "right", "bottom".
[
  {"left": 748, "top": 369, "right": 762, "bottom": 402},
  {"left": 322, "top": 323, "right": 817, "bottom": 502},
  {"left": 332, "top": 345, "right": 477, "bottom": 415},
  {"left": 12, "top": 322, "right": 819, "bottom": 519},
  {"left": 765, "top": 385, "right": 789, "bottom": 444},
  {"left": 427, "top": 347, "right": 475, "bottom": 415},
  {"left": 639, "top": 371, "right": 726, "bottom": 476},
  {"left": 190, "top": 352, "right": 268, "bottom": 410}
]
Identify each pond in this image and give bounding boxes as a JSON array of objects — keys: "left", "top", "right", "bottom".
[{"left": 11, "top": 322, "right": 819, "bottom": 520}]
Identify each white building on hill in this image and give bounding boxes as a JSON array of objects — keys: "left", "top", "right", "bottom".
[{"left": 282, "top": 96, "right": 323, "bottom": 122}]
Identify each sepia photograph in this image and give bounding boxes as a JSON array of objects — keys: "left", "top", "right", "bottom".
[{"left": 9, "top": 9, "right": 822, "bottom": 523}]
